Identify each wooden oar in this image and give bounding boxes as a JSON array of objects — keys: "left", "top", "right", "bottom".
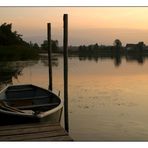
[{"left": 0, "top": 101, "right": 24, "bottom": 113}]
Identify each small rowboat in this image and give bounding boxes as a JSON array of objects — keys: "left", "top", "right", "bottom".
[{"left": 0, "top": 84, "right": 63, "bottom": 125}]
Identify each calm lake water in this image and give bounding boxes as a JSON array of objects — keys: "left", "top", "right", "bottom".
[{"left": 1, "top": 54, "right": 148, "bottom": 141}]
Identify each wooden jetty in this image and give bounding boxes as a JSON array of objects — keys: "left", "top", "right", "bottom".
[{"left": 0, "top": 122, "right": 73, "bottom": 141}]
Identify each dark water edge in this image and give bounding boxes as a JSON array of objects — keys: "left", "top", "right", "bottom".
[
  {"left": 0, "top": 52, "right": 147, "bottom": 90},
  {"left": 0, "top": 45, "right": 39, "bottom": 61}
]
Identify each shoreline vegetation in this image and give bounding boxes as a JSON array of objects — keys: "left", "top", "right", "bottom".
[
  {"left": 1, "top": 23, "right": 148, "bottom": 61},
  {"left": 0, "top": 45, "right": 39, "bottom": 61},
  {"left": 0, "top": 23, "right": 39, "bottom": 61}
]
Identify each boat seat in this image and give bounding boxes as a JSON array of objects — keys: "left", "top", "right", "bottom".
[
  {"left": 17, "top": 102, "right": 59, "bottom": 110},
  {"left": 0, "top": 101, "right": 24, "bottom": 113},
  {"left": 5, "top": 95, "right": 50, "bottom": 101},
  {"left": 6, "top": 88, "right": 34, "bottom": 92}
]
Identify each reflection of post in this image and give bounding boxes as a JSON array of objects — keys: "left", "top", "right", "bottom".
[
  {"left": 63, "top": 14, "right": 69, "bottom": 132},
  {"left": 47, "top": 23, "right": 52, "bottom": 91}
]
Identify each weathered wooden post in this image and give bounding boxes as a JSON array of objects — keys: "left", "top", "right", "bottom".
[
  {"left": 47, "top": 23, "right": 53, "bottom": 91},
  {"left": 63, "top": 14, "right": 69, "bottom": 132}
]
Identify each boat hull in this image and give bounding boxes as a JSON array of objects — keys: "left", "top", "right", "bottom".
[
  {"left": 0, "top": 84, "right": 63, "bottom": 126},
  {"left": 0, "top": 107, "right": 62, "bottom": 126}
]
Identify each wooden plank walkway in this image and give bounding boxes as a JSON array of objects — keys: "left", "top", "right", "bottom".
[{"left": 0, "top": 122, "right": 73, "bottom": 141}]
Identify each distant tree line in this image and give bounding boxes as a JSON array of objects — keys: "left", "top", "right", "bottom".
[
  {"left": 78, "top": 39, "right": 148, "bottom": 57},
  {"left": 78, "top": 39, "right": 125, "bottom": 57},
  {"left": 1, "top": 23, "right": 147, "bottom": 61},
  {"left": 77, "top": 39, "right": 148, "bottom": 65},
  {"left": 79, "top": 43, "right": 112, "bottom": 54}
]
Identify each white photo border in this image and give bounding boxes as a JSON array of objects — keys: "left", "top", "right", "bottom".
[{"left": 0, "top": 0, "right": 148, "bottom": 6}]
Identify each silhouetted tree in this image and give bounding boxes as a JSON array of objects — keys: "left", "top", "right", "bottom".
[
  {"left": 29, "top": 41, "right": 40, "bottom": 50},
  {"left": 0, "top": 23, "right": 39, "bottom": 60},
  {"left": 41, "top": 40, "right": 59, "bottom": 52},
  {"left": 33, "top": 43, "right": 40, "bottom": 50},
  {"left": 113, "top": 39, "right": 122, "bottom": 48},
  {"left": 0, "top": 23, "right": 28, "bottom": 46},
  {"left": 94, "top": 43, "right": 99, "bottom": 50},
  {"left": 113, "top": 39, "right": 122, "bottom": 65},
  {"left": 52, "top": 40, "right": 58, "bottom": 52},
  {"left": 137, "top": 42, "right": 145, "bottom": 51},
  {"left": 41, "top": 40, "right": 47, "bottom": 50}
]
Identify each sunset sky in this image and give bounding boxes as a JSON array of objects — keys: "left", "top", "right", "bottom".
[{"left": 1, "top": 7, "right": 148, "bottom": 46}]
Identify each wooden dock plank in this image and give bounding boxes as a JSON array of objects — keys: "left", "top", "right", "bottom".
[
  {"left": 0, "top": 122, "right": 59, "bottom": 131},
  {"left": 0, "top": 129, "right": 67, "bottom": 141},
  {"left": 32, "top": 135, "right": 73, "bottom": 141},
  {"left": 0, "top": 124, "right": 61, "bottom": 136},
  {"left": 0, "top": 122, "right": 73, "bottom": 141}
]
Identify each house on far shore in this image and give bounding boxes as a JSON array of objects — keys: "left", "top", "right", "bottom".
[
  {"left": 125, "top": 44, "right": 137, "bottom": 51},
  {"left": 145, "top": 46, "right": 148, "bottom": 50}
]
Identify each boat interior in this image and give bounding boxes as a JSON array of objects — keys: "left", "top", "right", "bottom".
[{"left": 0, "top": 85, "right": 61, "bottom": 114}]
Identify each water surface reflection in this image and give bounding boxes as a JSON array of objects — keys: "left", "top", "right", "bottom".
[
  {"left": 78, "top": 53, "right": 146, "bottom": 66},
  {"left": 1, "top": 54, "right": 148, "bottom": 141}
]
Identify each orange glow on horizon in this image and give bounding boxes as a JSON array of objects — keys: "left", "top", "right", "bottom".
[{"left": 1, "top": 7, "right": 148, "bottom": 45}]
